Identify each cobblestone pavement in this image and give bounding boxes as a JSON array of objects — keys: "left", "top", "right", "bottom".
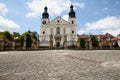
[{"left": 0, "top": 50, "right": 120, "bottom": 80}]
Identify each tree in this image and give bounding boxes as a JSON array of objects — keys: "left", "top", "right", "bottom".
[
  {"left": 31, "top": 31, "right": 38, "bottom": 39},
  {"left": 2, "top": 31, "right": 13, "bottom": 41},
  {"left": 90, "top": 35, "right": 99, "bottom": 47},
  {"left": 0, "top": 32, "right": 3, "bottom": 38},
  {"left": 26, "top": 32, "right": 32, "bottom": 48},
  {"left": 20, "top": 35, "right": 24, "bottom": 46},
  {"left": 21, "top": 32, "right": 33, "bottom": 48},
  {"left": 12, "top": 32, "right": 20, "bottom": 42},
  {"left": 13, "top": 32, "right": 20, "bottom": 37},
  {"left": 80, "top": 38, "right": 86, "bottom": 48}
]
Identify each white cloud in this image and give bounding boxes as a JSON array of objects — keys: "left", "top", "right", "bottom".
[
  {"left": 26, "top": 0, "right": 85, "bottom": 17},
  {"left": 102, "top": 29, "right": 120, "bottom": 37},
  {"left": 77, "top": 16, "right": 120, "bottom": 36},
  {"left": 0, "top": 3, "right": 8, "bottom": 16},
  {"left": 62, "top": 15, "right": 68, "bottom": 21},
  {"left": 78, "top": 30, "right": 85, "bottom": 34},
  {"left": 0, "top": 16, "right": 20, "bottom": 31},
  {"left": 0, "top": 3, "right": 20, "bottom": 32},
  {"left": 73, "top": 2, "right": 85, "bottom": 9},
  {"left": 86, "top": 16, "right": 120, "bottom": 30}
]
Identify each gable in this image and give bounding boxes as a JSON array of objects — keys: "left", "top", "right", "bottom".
[{"left": 49, "top": 16, "right": 70, "bottom": 25}]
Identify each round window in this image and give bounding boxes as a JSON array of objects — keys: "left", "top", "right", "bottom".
[{"left": 42, "top": 21, "right": 46, "bottom": 24}]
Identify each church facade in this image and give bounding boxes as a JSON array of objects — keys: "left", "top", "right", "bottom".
[{"left": 39, "top": 5, "right": 78, "bottom": 48}]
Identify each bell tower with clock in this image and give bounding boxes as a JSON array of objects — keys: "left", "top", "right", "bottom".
[
  {"left": 41, "top": 6, "right": 49, "bottom": 25},
  {"left": 68, "top": 5, "right": 76, "bottom": 25},
  {"left": 68, "top": 5, "right": 77, "bottom": 41},
  {"left": 40, "top": 6, "right": 49, "bottom": 35}
]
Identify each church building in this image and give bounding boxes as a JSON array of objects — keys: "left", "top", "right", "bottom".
[{"left": 40, "top": 5, "right": 78, "bottom": 48}]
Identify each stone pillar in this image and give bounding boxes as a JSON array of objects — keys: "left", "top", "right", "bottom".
[
  {"left": 49, "top": 34, "right": 53, "bottom": 49},
  {"left": 107, "top": 34, "right": 112, "bottom": 49},
  {"left": 12, "top": 35, "right": 16, "bottom": 50},
  {"left": 1, "top": 39, "right": 5, "bottom": 50},
  {"left": 109, "top": 42, "right": 112, "bottom": 49},
  {"left": 85, "top": 40, "right": 88, "bottom": 49},
  {"left": 88, "top": 35, "right": 92, "bottom": 49},
  {"left": 63, "top": 35, "right": 67, "bottom": 49},
  {"left": 77, "top": 37, "right": 80, "bottom": 49},
  {"left": 49, "top": 41, "right": 53, "bottom": 49},
  {"left": 23, "top": 35, "right": 26, "bottom": 50},
  {"left": 89, "top": 41, "right": 92, "bottom": 49},
  {"left": 36, "top": 35, "right": 39, "bottom": 48},
  {"left": 99, "top": 41, "right": 103, "bottom": 49},
  {"left": 98, "top": 35, "right": 102, "bottom": 49},
  {"left": 12, "top": 40, "right": 15, "bottom": 50},
  {"left": 117, "top": 34, "right": 120, "bottom": 47}
]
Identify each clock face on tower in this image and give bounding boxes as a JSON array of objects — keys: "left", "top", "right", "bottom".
[{"left": 42, "top": 20, "right": 46, "bottom": 25}]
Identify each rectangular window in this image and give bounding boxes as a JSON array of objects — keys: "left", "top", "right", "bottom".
[
  {"left": 56, "top": 27, "right": 60, "bottom": 34},
  {"left": 63, "top": 28, "right": 66, "bottom": 34},
  {"left": 51, "top": 28, "right": 53, "bottom": 34}
]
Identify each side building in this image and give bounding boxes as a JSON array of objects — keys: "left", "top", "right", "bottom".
[{"left": 39, "top": 5, "right": 78, "bottom": 48}]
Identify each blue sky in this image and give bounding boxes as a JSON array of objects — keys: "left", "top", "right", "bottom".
[{"left": 0, "top": 0, "right": 120, "bottom": 36}]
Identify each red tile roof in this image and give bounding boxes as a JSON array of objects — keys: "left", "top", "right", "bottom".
[
  {"left": 111, "top": 37, "right": 118, "bottom": 41},
  {"left": 79, "top": 34, "right": 88, "bottom": 39},
  {"left": 79, "top": 33, "right": 115, "bottom": 39}
]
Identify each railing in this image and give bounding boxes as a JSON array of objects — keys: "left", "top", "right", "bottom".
[{"left": 0, "top": 46, "right": 120, "bottom": 51}]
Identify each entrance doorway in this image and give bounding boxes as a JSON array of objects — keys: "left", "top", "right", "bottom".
[{"left": 56, "top": 42, "right": 60, "bottom": 48}]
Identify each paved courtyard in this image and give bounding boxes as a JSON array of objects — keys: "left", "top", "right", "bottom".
[{"left": 0, "top": 50, "right": 120, "bottom": 80}]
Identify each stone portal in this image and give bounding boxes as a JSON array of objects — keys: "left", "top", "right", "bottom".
[{"left": 54, "top": 35, "right": 62, "bottom": 48}]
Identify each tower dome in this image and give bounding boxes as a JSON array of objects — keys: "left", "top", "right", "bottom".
[
  {"left": 42, "top": 6, "right": 49, "bottom": 19},
  {"left": 69, "top": 5, "right": 76, "bottom": 18}
]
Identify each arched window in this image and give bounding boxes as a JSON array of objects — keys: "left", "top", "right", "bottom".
[
  {"left": 72, "top": 21, "right": 74, "bottom": 24},
  {"left": 43, "top": 31, "right": 45, "bottom": 34},
  {"left": 57, "top": 20, "right": 60, "bottom": 23},
  {"left": 72, "top": 30, "right": 74, "bottom": 34},
  {"left": 56, "top": 27, "right": 60, "bottom": 34}
]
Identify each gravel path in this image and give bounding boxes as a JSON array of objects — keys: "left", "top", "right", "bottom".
[{"left": 0, "top": 50, "right": 120, "bottom": 80}]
